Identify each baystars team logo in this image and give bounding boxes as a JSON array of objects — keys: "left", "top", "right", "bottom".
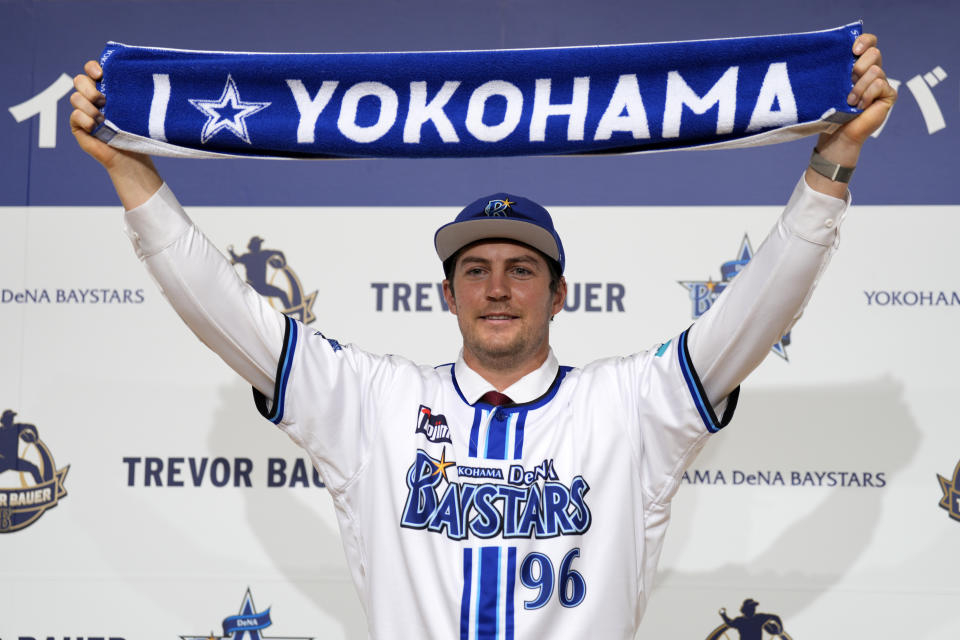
[
  {"left": 484, "top": 199, "right": 515, "bottom": 216},
  {"left": 230, "top": 237, "right": 318, "bottom": 324},
  {"left": 678, "top": 235, "right": 791, "bottom": 360},
  {"left": 181, "top": 588, "right": 313, "bottom": 640},
  {"left": 401, "top": 449, "right": 591, "bottom": 540},
  {"left": 706, "top": 598, "right": 792, "bottom": 640},
  {"left": 0, "top": 409, "right": 69, "bottom": 533},
  {"left": 188, "top": 75, "right": 271, "bottom": 145},
  {"left": 937, "top": 459, "right": 960, "bottom": 522}
]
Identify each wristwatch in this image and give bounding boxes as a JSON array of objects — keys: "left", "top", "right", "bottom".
[{"left": 809, "top": 148, "right": 855, "bottom": 183}]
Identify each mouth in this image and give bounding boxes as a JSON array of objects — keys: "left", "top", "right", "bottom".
[{"left": 480, "top": 313, "right": 519, "bottom": 322}]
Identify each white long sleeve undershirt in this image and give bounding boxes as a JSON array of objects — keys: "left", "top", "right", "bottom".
[{"left": 123, "top": 176, "right": 848, "bottom": 409}]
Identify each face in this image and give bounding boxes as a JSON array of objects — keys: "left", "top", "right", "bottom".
[{"left": 443, "top": 241, "right": 566, "bottom": 374}]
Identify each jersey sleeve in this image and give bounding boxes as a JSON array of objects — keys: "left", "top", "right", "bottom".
[
  {"left": 124, "top": 183, "right": 390, "bottom": 489},
  {"left": 615, "top": 331, "right": 738, "bottom": 507},
  {"left": 252, "top": 317, "right": 403, "bottom": 490},
  {"left": 687, "top": 173, "right": 849, "bottom": 405},
  {"left": 123, "top": 183, "right": 286, "bottom": 396}
]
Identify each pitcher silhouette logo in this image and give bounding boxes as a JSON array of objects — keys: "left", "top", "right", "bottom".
[
  {"left": 0, "top": 409, "right": 69, "bottom": 533},
  {"left": 679, "top": 235, "right": 790, "bottom": 360},
  {"left": 706, "top": 599, "right": 791, "bottom": 639},
  {"left": 229, "top": 237, "right": 318, "bottom": 324}
]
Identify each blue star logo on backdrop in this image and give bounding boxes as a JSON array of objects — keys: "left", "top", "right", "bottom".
[
  {"left": 180, "top": 588, "right": 313, "bottom": 640},
  {"left": 188, "top": 75, "right": 270, "bottom": 145},
  {"left": 937, "top": 459, "right": 960, "bottom": 522},
  {"left": 678, "top": 235, "right": 791, "bottom": 361}
]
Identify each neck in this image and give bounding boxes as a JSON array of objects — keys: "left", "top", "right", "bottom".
[{"left": 462, "top": 345, "right": 550, "bottom": 391}]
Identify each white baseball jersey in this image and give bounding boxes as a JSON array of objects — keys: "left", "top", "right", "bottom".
[
  {"left": 123, "top": 174, "right": 847, "bottom": 638},
  {"left": 254, "top": 318, "right": 731, "bottom": 638}
]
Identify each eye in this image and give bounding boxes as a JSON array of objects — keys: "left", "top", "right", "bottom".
[{"left": 511, "top": 266, "right": 533, "bottom": 276}]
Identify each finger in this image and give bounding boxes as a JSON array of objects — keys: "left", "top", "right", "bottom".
[
  {"left": 73, "top": 73, "right": 106, "bottom": 107},
  {"left": 853, "top": 33, "right": 878, "bottom": 56},
  {"left": 70, "top": 108, "right": 97, "bottom": 135},
  {"left": 858, "top": 76, "right": 895, "bottom": 111},
  {"left": 83, "top": 59, "right": 103, "bottom": 81},
  {"left": 851, "top": 47, "right": 882, "bottom": 84},
  {"left": 848, "top": 64, "right": 885, "bottom": 107},
  {"left": 69, "top": 90, "right": 104, "bottom": 122}
]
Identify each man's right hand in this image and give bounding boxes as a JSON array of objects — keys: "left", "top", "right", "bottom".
[{"left": 70, "top": 60, "right": 163, "bottom": 210}]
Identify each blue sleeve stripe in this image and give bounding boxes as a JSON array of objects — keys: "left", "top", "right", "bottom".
[
  {"left": 253, "top": 316, "right": 299, "bottom": 424},
  {"left": 676, "top": 328, "right": 737, "bottom": 433}
]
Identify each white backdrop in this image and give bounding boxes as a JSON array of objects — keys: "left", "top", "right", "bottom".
[{"left": 3, "top": 191, "right": 960, "bottom": 637}]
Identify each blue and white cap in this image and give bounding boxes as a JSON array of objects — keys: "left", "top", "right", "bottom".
[{"left": 434, "top": 193, "right": 565, "bottom": 273}]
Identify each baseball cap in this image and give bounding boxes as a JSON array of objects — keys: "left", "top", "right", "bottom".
[{"left": 434, "top": 193, "right": 565, "bottom": 273}]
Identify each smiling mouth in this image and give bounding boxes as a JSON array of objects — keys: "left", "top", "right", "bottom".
[{"left": 481, "top": 314, "right": 518, "bottom": 321}]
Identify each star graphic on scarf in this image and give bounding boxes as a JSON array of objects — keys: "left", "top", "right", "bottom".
[{"left": 189, "top": 75, "right": 270, "bottom": 145}]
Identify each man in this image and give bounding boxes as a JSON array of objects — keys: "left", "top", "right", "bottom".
[{"left": 70, "top": 34, "right": 894, "bottom": 638}]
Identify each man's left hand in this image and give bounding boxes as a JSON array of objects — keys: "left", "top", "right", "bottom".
[{"left": 806, "top": 32, "right": 897, "bottom": 196}]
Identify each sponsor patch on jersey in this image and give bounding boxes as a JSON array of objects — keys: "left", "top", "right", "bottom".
[
  {"left": 705, "top": 598, "right": 792, "bottom": 639},
  {"left": 416, "top": 404, "right": 453, "bottom": 444},
  {"left": 230, "top": 236, "right": 318, "bottom": 324},
  {"left": 0, "top": 409, "right": 69, "bottom": 533},
  {"left": 180, "top": 588, "right": 312, "bottom": 640},
  {"left": 937, "top": 459, "right": 960, "bottom": 522},
  {"left": 678, "top": 234, "right": 791, "bottom": 360}
]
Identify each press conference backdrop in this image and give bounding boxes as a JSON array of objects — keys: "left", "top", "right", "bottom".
[{"left": 2, "top": 1, "right": 958, "bottom": 638}]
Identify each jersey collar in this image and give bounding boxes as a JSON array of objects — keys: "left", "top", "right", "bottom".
[{"left": 454, "top": 349, "right": 560, "bottom": 405}]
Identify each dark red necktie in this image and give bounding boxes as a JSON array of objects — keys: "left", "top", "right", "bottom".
[{"left": 479, "top": 391, "right": 513, "bottom": 406}]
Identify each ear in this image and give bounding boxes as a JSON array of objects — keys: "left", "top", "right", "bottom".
[
  {"left": 551, "top": 276, "right": 567, "bottom": 316},
  {"left": 442, "top": 279, "right": 458, "bottom": 315}
]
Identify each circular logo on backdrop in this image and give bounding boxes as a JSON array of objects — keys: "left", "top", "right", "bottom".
[
  {"left": 229, "top": 236, "right": 317, "bottom": 325},
  {"left": 0, "top": 409, "right": 69, "bottom": 533},
  {"left": 705, "top": 599, "right": 792, "bottom": 640}
]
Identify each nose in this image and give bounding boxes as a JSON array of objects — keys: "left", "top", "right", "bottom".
[{"left": 485, "top": 269, "right": 510, "bottom": 300}]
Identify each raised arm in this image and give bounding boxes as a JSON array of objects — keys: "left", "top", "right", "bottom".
[
  {"left": 70, "top": 61, "right": 163, "bottom": 209},
  {"left": 70, "top": 60, "right": 286, "bottom": 397},
  {"left": 688, "top": 33, "right": 896, "bottom": 405}
]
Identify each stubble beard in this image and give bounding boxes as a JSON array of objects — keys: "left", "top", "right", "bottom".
[{"left": 460, "top": 316, "right": 549, "bottom": 374}]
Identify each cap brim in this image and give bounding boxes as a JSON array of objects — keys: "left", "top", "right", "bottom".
[{"left": 435, "top": 219, "right": 560, "bottom": 264}]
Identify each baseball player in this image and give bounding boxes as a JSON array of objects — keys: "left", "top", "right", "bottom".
[{"left": 70, "top": 34, "right": 894, "bottom": 639}]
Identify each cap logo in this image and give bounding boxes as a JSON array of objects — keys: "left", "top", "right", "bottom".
[{"left": 483, "top": 199, "right": 515, "bottom": 217}]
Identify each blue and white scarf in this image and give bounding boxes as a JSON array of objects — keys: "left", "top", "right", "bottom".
[{"left": 95, "top": 22, "right": 861, "bottom": 159}]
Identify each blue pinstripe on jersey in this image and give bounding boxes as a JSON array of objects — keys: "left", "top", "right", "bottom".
[
  {"left": 460, "top": 546, "right": 518, "bottom": 640},
  {"left": 460, "top": 548, "right": 473, "bottom": 640},
  {"left": 477, "top": 546, "right": 501, "bottom": 638},
  {"left": 485, "top": 411, "right": 511, "bottom": 460},
  {"left": 513, "top": 413, "right": 526, "bottom": 460},
  {"left": 505, "top": 547, "right": 516, "bottom": 640}
]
